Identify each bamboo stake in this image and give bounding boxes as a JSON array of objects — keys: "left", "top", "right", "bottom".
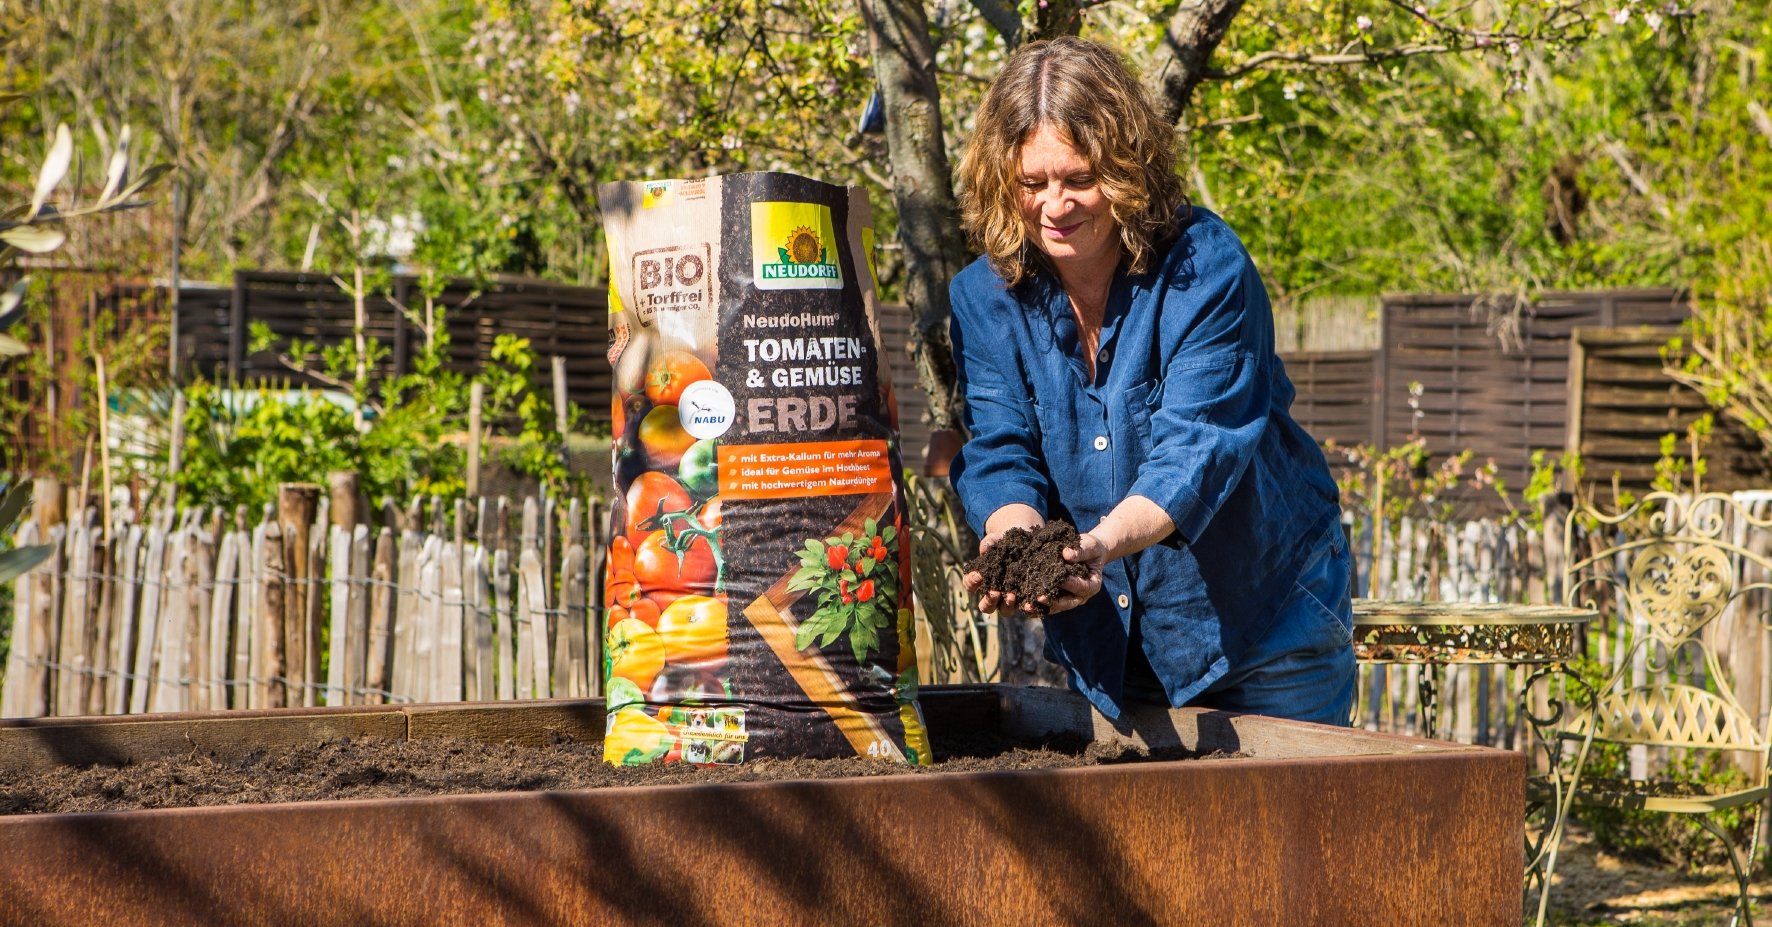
[{"left": 467, "top": 382, "right": 483, "bottom": 499}]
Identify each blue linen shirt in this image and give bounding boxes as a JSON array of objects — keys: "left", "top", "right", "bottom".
[{"left": 949, "top": 206, "right": 1344, "bottom": 720}]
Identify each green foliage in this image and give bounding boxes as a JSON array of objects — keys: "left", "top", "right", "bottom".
[
  {"left": 172, "top": 383, "right": 356, "bottom": 512},
  {"left": 1188, "top": 0, "right": 1700, "bottom": 301},
  {"left": 1651, "top": 413, "right": 1712, "bottom": 494},
  {"left": 478, "top": 333, "right": 587, "bottom": 496}
]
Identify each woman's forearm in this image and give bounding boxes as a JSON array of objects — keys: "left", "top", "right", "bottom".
[{"left": 1088, "top": 495, "right": 1177, "bottom": 562}]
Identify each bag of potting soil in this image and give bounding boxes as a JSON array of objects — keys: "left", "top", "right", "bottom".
[{"left": 598, "top": 172, "right": 930, "bottom": 767}]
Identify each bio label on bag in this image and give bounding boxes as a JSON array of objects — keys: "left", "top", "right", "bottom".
[{"left": 599, "top": 172, "right": 929, "bottom": 766}]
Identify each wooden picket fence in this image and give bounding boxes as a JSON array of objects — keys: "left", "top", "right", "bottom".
[
  {"left": 1, "top": 492, "right": 603, "bottom": 718},
  {"left": 0, "top": 480, "right": 987, "bottom": 720},
  {"left": 8, "top": 481, "right": 1770, "bottom": 775}
]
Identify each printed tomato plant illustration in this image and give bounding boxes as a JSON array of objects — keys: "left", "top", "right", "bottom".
[{"left": 787, "top": 517, "right": 900, "bottom": 662}]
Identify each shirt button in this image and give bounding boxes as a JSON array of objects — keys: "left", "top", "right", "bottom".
[
  {"left": 1097, "top": 347, "right": 1111, "bottom": 364},
  {"left": 1117, "top": 594, "right": 1130, "bottom": 609},
  {"left": 1093, "top": 435, "right": 1108, "bottom": 451}
]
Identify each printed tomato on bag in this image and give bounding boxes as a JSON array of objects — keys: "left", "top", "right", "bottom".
[{"left": 598, "top": 172, "right": 930, "bottom": 767}]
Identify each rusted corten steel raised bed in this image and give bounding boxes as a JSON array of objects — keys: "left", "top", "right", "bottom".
[{"left": 0, "top": 685, "right": 1523, "bottom": 927}]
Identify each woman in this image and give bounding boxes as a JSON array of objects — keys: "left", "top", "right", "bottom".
[{"left": 950, "top": 36, "right": 1355, "bottom": 726}]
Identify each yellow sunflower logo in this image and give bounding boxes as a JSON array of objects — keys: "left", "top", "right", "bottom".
[{"left": 786, "top": 226, "right": 822, "bottom": 264}]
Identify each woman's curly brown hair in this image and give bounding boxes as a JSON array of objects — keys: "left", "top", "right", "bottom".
[{"left": 957, "top": 36, "right": 1188, "bottom": 288}]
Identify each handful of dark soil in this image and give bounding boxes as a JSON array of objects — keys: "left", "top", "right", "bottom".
[{"left": 964, "top": 521, "right": 1092, "bottom": 616}]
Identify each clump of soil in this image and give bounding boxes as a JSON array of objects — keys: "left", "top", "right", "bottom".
[
  {"left": 964, "top": 521, "right": 1092, "bottom": 615},
  {"left": 0, "top": 727, "right": 1242, "bottom": 816}
]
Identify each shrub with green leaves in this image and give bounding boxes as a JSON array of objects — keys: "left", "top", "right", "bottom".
[{"left": 170, "top": 380, "right": 462, "bottom": 513}]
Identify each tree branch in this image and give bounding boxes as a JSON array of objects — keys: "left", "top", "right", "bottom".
[
  {"left": 1749, "top": 101, "right": 1772, "bottom": 146},
  {"left": 967, "top": 0, "right": 1021, "bottom": 48},
  {"left": 1205, "top": 43, "right": 1453, "bottom": 81},
  {"left": 1598, "top": 139, "right": 1672, "bottom": 221}
]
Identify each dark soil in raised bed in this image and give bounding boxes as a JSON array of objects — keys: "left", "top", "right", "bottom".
[
  {"left": 0, "top": 726, "right": 1243, "bottom": 816},
  {"left": 964, "top": 521, "right": 1092, "bottom": 615}
]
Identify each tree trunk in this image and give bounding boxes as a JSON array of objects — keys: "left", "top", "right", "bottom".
[
  {"left": 1145, "top": 0, "right": 1247, "bottom": 127},
  {"left": 858, "top": 0, "right": 970, "bottom": 433}
]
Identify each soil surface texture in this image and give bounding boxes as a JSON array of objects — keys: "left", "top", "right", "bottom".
[
  {"left": 965, "top": 521, "right": 1093, "bottom": 615},
  {"left": 0, "top": 728, "right": 1243, "bottom": 816}
]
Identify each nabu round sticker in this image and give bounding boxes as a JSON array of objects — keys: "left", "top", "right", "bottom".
[{"left": 678, "top": 380, "right": 736, "bottom": 439}]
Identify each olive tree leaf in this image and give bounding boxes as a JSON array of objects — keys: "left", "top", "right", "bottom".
[
  {"left": 0, "top": 544, "right": 52, "bottom": 583},
  {"left": 116, "top": 162, "right": 170, "bottom": 202},
  {"left": 29, "top": 123, "right": 73, "bottom": 220},
  {"left": 98, "top": 125, "right": 132, "bottom": 204},
  {"left": 0, "top": 225, "right": 67, "bottom": 254},
  {"left": 0, "top": 333, "right": 28, "bottom": 357},
  {"left": 0, "top": 278, "right": 27, "bottom": 330},
  {"left": 0, "top": 481, "right": 31, "bottom": 529}
]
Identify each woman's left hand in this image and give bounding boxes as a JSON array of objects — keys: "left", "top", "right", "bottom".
[{"left": 1039, "top": 532, "right": 1108, "bottom": 615}]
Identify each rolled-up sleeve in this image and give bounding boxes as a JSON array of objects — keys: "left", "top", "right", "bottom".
[
  {"left": 1128, "top": 255, "right": 1271, "bottom": 545},
  {"left": 948, "top": 277, "right": 1050, "bottom": 538}
]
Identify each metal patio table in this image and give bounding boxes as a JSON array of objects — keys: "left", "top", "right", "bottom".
[{"left": 1351, "top": 599, "right": 1594, "bottom": 739}]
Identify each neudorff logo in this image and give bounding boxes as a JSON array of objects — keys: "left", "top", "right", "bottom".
[
  {"left": 751, "top": 202, "right": 843, "bottom": 291},
  {"left": 641, "top": 180, "right": 673, "bottom": 208}
]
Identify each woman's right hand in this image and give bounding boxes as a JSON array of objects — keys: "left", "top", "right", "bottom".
[{"left": 964, "top": 504, "right": 1045, "bottom": 614}]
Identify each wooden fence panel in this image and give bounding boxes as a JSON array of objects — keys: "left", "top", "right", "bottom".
[
  {"left": 1568, "top": 328, "right": 1770, "bottom": 491},
  {"left": 1380, "top": 291, "right": 1690, "bottom": 497},
  {"left": 1282, "top": 350, "right": 1378, "bottom": 450}
]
